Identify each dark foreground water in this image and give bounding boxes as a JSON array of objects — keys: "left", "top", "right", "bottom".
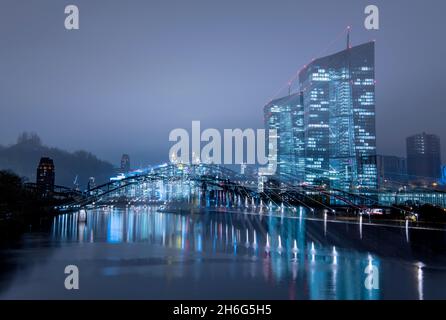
[{"left": 1, "top": 206, "right": 446, "bottom": 300}]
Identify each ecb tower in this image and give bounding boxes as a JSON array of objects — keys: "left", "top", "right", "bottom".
[
  {"left": 299, "top": 41, "right": 377, "bottom": 192},
  {"left": 265, "top": 40, "right": 377, "bottom": 194}
]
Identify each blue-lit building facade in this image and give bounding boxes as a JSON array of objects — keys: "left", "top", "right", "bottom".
[
  {"left": 298, "top": 42, "right": 377, "bottom": 192},
  {"left": 264, "top": 93, "right": 305, "bottom": 184},
  {"left": 264, "top": 42, "right": 377, "bottom": 194}
]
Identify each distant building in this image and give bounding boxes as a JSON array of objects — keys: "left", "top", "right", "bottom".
[
  {"left": 36, "top": 157, "right": 55, "bottom": 194},
  {"left": 240, "top": 163, "right": 247, "bottom": 175},
  {"left": 239, "top": 165, "right": 257, "bottom": 179},
  {"left": 406, "top": 133, "right": 441, "bottom": 184},
  {"left": 376, "top": 155, "right": 407, "bottom": 188},
  {"left": 120, "top": 154, "right": 131, "bottom": 173},
  {"left": 87, "top": 177, "right": 96, "bottom": 191}
]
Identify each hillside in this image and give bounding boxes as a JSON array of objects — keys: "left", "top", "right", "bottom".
[{"left": 0, "top": 133, "right": 115, "bottom": 188}]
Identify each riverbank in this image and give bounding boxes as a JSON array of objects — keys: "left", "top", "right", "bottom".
[
  {"left": 0, "top": 170, "right": 63, "bottom": 240},
  {"left": 0, "top": 208, "right": 58, "bottom": 240},
  {"left": 156, "top": 205, "right": 446, "bottom": 231}
]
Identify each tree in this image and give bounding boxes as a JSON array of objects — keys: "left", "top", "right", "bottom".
[
  {"left": 0, "top": 170, "right": 24, "bottom": 209},
  {"left": 17, "top": 132, "right": 42, "bottom": 146}
]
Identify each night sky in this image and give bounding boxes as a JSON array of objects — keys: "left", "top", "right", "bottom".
[{"left": 1, "top": 0, "right": 445, "bottom": 166}]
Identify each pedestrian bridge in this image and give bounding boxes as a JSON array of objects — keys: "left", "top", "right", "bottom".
[{"left": 60, "top": 163, "right": 403, "bottom": 213}]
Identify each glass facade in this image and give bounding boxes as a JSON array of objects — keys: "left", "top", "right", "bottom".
[
  {"left": 264, "top": 93, "right": 304, "bottom": 184},
  {"left": 299, "top": 42, "right": 377, "bottom": 192}
]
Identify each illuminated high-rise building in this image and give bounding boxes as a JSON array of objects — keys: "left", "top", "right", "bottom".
[
  {"left": 36, "top": 157, "right": 55, "bottom": 194},
  {"left": 264, "top": 92, "right": 304, "bottom": 184},
  {"left": 298, "top": 41, "right": 377, "bottom": 192}
]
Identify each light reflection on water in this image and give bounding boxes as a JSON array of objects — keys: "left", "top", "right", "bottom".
[
  {"left": 1, "top": 206, "right": 445, "bottom": 299},
  {"left": 48, "top": 205, "right": 436, "bottom": 300}
]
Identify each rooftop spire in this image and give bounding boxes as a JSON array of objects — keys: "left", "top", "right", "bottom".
[{"left": 347, "top": 26, "right": 351, "bottom": 49}]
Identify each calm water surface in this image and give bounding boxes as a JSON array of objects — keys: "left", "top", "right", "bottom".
[{"left": 1, "top": 206, "right": 446, "bottom": 299}]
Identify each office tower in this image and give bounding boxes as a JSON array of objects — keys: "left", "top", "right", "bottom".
[
  {"left": 87, "top": 177, "right": 96, "bottom": 191},
  {"left": 406, "top": 132, "right": 441, "bottom": 183},
  {"left": 264, "top": 92, "right": 304, "bottom": 184},
  {"left": 299, "top": 41, "right": 377, "bottom": 191},
  {"left": 36, "top": 157, "right": 55, "bottom": 193},
  {"left": 376, "top": 155, "right": 407, "bottom": 187},
  {"left": 120, "top": 154, "right": 131, "bottom": 173}
]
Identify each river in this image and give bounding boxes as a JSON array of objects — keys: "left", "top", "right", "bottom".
[{"left": 1, "top": 206, "right": 445, "bottom": 299}]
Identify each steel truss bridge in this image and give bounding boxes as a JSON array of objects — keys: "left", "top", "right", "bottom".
[{"left": 56, "top": 163, "right": 446, "bottom": 214}]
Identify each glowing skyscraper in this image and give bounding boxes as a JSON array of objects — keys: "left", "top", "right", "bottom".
[
  {"left": 299, "top": 41, "right": 377, "bottom": 192},
  {"left": 264, "top": 92, "right": 304, "bottom": 184}
]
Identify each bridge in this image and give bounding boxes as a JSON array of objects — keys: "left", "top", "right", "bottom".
[
  {"left": 24, "top": 182, "right": 85, "bottom": 201},
  {"left": 55, "top": 163, "right": 446, "bottom": 217}
]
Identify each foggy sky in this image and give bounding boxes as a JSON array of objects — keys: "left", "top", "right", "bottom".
[{"left": 1, "top": 0, "right": 445, "bottom": 167}]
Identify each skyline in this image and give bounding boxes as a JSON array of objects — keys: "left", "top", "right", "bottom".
[
  {"left": 2, "top": 0, "right": 446, "bottom": 304},
  {"left": 1, "top": 0, "right": 446, "bottom": 166}
]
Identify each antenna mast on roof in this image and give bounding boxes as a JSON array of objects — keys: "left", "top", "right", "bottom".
[{"left": 347, "top": 26, "right": 351, "bottom": 49}]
